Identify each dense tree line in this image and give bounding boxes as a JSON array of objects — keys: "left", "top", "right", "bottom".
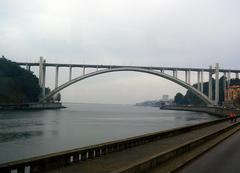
[
  {"left": 0, "top": 57, "right": 41, "bottom": 103},
  {"left": 174, "top": 77, "right": 240, "bottom": 105}
]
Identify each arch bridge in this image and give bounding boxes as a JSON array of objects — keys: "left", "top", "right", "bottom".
[{"left": 17, "top": 57, "right": 240, "bottom": 106}]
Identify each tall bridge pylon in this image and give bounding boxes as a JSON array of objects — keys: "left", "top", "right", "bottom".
[{"left": 18, "top": 57, "right": 240, "bottom": 106}]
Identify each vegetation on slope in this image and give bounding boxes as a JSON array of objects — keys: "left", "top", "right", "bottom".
[
  {"left": 0, "top": 57, "right": 40, "bottom": 103},
  {"left": 174, "top": 77, "right": 240, "bottom": 105}
]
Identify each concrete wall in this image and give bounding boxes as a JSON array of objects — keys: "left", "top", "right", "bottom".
[{"left": 161, "top": 105, "right": 240, "bottom": 117}]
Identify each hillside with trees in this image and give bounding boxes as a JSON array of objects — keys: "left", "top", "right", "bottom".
[
  {"left": 0, "top": 57, "right": 41, "bottom": 103},
  {"left": 174, "top": 77, "right": 240, "bottom": 105}
]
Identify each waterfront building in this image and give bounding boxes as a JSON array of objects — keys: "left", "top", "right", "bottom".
[{"left": 225, "top": 85, "right": 240, "bottom": 106}]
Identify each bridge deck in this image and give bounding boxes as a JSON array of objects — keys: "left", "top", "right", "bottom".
[
  {"left": 17, "top": 62, "right": 240, "bottom": 73},
  {"left": 46, "top": 121, "right": 232, "bottom": 173}
]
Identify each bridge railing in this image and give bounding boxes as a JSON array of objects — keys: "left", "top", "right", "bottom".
[{"left": 0, "top": 118, "right": 229, "bottom": 173}]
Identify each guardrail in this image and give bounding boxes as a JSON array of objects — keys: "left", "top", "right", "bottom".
[
  {"left": 0, "top": 118, "right": 230, "bottom": 173},
  {"left": 111, "top": 121, "right": 240, "bottom": 173}
]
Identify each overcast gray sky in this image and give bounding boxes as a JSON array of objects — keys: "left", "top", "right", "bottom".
[{"left": 0, "top": 0, "right": 239, "bottom": 104}]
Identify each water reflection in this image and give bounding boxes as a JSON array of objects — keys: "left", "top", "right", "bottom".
[
  {"left": 0, "top": 131, "right": 43, "bottom": 143},
  {"left": 0, "top": 121, "right": 44, "bottom": 129}
]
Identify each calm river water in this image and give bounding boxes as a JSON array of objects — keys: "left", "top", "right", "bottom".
[{"left": 0, "top": 103, "right": 217, "bottom": 164}]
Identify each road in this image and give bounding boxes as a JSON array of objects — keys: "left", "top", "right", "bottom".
[{"left": 179, "top": 130, "right": 240, "bottom": 173}]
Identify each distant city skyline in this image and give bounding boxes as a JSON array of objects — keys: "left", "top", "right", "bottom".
[{"left": 1, "top": 0, "right": 240, "bottom": 103}]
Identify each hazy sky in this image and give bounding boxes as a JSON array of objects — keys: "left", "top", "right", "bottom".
[{"left": 0, "top": 0, "right": 239, "bottom": 103}]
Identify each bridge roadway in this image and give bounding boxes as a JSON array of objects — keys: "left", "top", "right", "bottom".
[
  {"left": 17, "top": 62, "right": 240, "bottom": 73},
  {"left": 45, "top": 120, "right": 237, "bottom": 173}
]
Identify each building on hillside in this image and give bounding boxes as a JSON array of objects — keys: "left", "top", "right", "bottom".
[{"left": 225, "top": 85, "right": 240, "bottom": 105}]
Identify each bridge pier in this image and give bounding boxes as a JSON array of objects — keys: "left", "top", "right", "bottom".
[
  {"left": 187, "top": 70, "right": 191, "bottom": 84},
  {"left": 26, "top": 64, "right": 31, "bottom": 71},
  {"left": 215, "top": 63, "right": 219, "bottom": 105},
  {"left": 185, "top": 71, "right": 188, "bottom": 83},
  {"left": 39, "top": 57, "right": 43, "bottom": 86},
  {"left": 55, "top": 66, "right": 59, "bottom": 88},
  {"left": 83, "top": 66, "right": 85, "bottom": 75},
  {"left": 173, "top": 70, "right": 177, "bottom": 78},
  {"left": 227, "top": 71, "right": 231, "bottom": 88},
  {"left": 39, "top": 57, "right": 46, "bottom": 98},
  {"left": 69, "top": 66, "right": 72, "bottom": 81},
  {"left": 208, "top": 66, "right": 212, "bottom": 100},
  {"left": 200, "top": 70, "right": 204, "bottom": 93},
  {"left": 223, "top": 72, "right": 227, "bottom": 101},
  {"left": 236, "top": 72, "right": 239, "bottom": 79},
  {"left": 42, "top": 66, "right": 46, "bottom": 97},
  {"left": 197, "top": 71, "right": 200, "bottom": 90}
]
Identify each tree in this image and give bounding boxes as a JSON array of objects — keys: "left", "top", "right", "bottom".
[
  {"left": 174, "top": 93, "right": 184, "bottom": 105},
  {"left": 173, "top": 76, "right": 240, "bottom": 106},
  {"left": 55, "top": 93, "right": 61, "bottom": 102},
  {"left": 0, "top": 57, "right": 41, "bottom": 103}
]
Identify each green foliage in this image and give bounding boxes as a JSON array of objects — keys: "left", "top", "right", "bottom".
[
  {"left": 174, "top": 93, "right": 184, "bottom": 105},
  {"left": 0, "top": 77, "right": 25, "bottom": 103},
  {"left": 55, "top": 93, "right": 61, "bottom": 102},
  {"left": 0, "top": 57, "right": 41, "bottom": 103},
  {"left": 174, "top": 76, "right": 240, "bottom": 106}
]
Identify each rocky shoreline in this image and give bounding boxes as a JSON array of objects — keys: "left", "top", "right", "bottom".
[{"left": 0, "top": 102, "right": 66, "bottom": 110}]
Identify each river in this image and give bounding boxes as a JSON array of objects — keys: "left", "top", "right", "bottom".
[{"left": 0, "top": 103, "right": 217, "bottom": 164}]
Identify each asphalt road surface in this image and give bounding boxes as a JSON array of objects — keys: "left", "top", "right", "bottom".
[{"left": 179, "top": 130, "right": 240, "bottom": 173}]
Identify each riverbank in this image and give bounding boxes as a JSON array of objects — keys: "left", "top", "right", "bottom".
[
  {"left": 0, "top": 102, "right": 66, "bottom": 110},
  {"left": 0, "top": 103, "right": 216, "bottom": 164},
  {"left": 160, "top": 105, "right": 240, "bottom": 117}
]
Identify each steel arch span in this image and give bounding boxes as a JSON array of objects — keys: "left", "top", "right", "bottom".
[{"left": 41, "top": 67, "right": 214, "bottom": 105}]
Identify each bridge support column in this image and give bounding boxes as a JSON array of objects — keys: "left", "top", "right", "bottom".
[
  {"left": 200, "top": 70, "right": 204, "bottom": 93},
  {"left": 208, "top": 66, "right": 212, "bottom": 100},
  {"left": 69, "top": 66, "right": 72, "bottom": 81},
  {"left": 42, "top": 66, "right": 46, "bottom": 97},
  {"left": 187, "top": 70, "right": 191, "bottom": 85},
  {"left": 223, "top": 72, "right": 227, "bottom": 101},
  {"left": 227, "top": 71, "right": 231, "bottom": 89},
  {"left": 26, "top": 64, "right": 31, "bottom": 71},
  {"left": 173, "top": 70, "right": 177, "bottom": 78},
  {"left": 197, "top": 71, "right": 200, "bottom": 90},
  {"left": 39, "top": 57, "right": 46, "bottom": 98},
  {"left": 55, "top": 66, "right": 59, "bottom": 88},
  {"left": 215, "top": 63, "right": 219, "bottom": 105},
  {"left": 83, "top": 66, "right": 85, "bottom": 75},
  {"left": 39, "top": 57, "right": 43, "bottom": 87},
  {"left": 236, "top": 73, "right": 239, "bottom": 79},
  {"left": 185, "top": 71, "right": 188, "bottom": 83},
  {"left": 226, "top": 71, "right": 231, "bottom": 101}
]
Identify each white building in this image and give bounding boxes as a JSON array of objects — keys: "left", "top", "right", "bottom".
[{"left": 162, "top": 95, "right": 169, "bottom": 102}]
